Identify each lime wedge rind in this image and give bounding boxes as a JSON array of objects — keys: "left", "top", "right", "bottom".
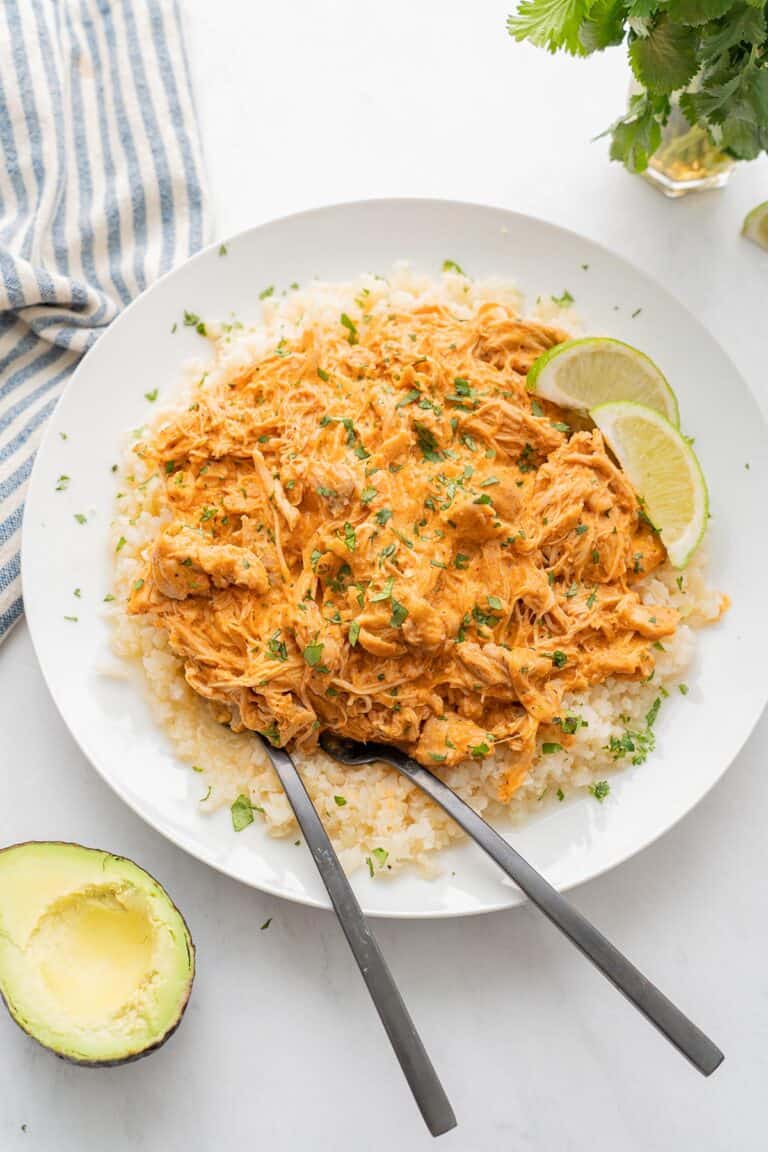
[
  {"left": 742, "top": 201, "right": 768, "bottom": 251},
  {"left": 590, "top": 401, "right": 708, "bottom": 569},
  {"left": 527, "top": 337, "right": 680, "bottom": 428}
]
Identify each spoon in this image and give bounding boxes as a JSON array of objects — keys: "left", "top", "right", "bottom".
[
  {"left": 319, "top": 733, "right": 724, "bottom": 1078},
  {"left": 259, "top": 738, "right": 457, "bottom": 1137}
]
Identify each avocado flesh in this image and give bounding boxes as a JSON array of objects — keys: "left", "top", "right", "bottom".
[{"left": 0, "top": 843, "right": 194, "bottom": 1064}]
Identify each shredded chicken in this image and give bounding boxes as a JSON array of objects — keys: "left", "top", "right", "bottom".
[{"left": 128, "top": 298, "right": 678, "bottom": 799}]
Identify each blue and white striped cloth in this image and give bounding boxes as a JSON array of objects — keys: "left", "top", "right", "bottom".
[{"left": 0, "top": 0, "right": 209, "bottom": 642}]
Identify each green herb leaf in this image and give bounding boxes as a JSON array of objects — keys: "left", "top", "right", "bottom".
[
  {"left": 144, "top": 389, "right": 158, "bottom": 403},
  {"left": 550, "top": 649, "right": 568, "bottom": 668},
  {"left": 340, "top": 313, "right": 359, "bottom": 344},
  {"left": 507, "top": 0, "right": 589, "bottom": 54},
  {"left": 348, "top": 620, "right": 361, "bottom": 647},
  {"left": 542, "top": 742, "right": 562, "bottom": 755},
  {"left": 259, "top": 285, "right": 274, "bottom": 300},
  {"left": 469, "top": 742, "right": 490, "bottom": 759},
  {"left": 371, "top": 847, "right": 389, "bottom": 868},
  {"left": 588, "top": 780, "right": 610, "bottom": 802},
  {"left": 74, "top": 512, "right": 87, "bottom": 525},
  {"left": 343, "top": 522, "right": 356, "bottom": 552},
  {"left": 231, "top": 794, "right": 256, "bottom": 831},
  {"left": 442, "top": 259, "right": 465, "bottom": 275},
  {"left": 303, "top": 642, "right": 325, "bottom": 668},
  {"left": 360, "top": 486, "right": 377, "bottom": 504},
  {"left": 414, "top": 421, "right": 443, "bottom": 462},
  {"left": 260, "top": 918, "right": 272, "bottom": 930},
  {"left": 396, "top": 389, "right": 421, "bottom": 409},
  {"left": 334, "top": 795, "right": 347, "bottom": 806},
  {"left": 629, "top": 16, "right": 698, "bottom": 94},
  {"left": 389, "top": 598, "right": 408, "bottom": 628},
  {"left": 488, "top": 595, "right": 503, "bottom": 610}
]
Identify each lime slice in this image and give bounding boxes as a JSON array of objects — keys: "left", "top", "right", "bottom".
[
  {"left": 742, "top": 201, "right": 768, "bottom": 250},
  {"left": 590, "top": 402, "right": 707, "bottom": 568},
  {"left": 527, "top": 338, "right": 679, "bottom": 427}
]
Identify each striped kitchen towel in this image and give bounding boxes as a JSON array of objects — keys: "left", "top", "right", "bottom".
[{"left": 0, "top": 0, "right": 209, "bottom": 642}]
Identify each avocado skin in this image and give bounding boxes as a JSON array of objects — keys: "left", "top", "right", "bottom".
[{"left": 0, "top": 842, "right": 195, "bottom": 1067}]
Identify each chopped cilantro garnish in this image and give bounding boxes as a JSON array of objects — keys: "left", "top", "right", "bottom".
[
  {"left": 396, "top": 389, "right": 421, "bottom": 409},
  {"left": 389, "top": 599, "right": 408, "bottom": 628},
  {"left": 371, "top": 847, "right": 389, "bottom": 868},
  {"left": 542, "top": 742, "right": 562, "bottom": 755},
  {"left": 551, "top": 290, "right": 574, "bottom": 307},
  {"left": 348, "top": 621, "right": 361, "bottom": 647},
  {"left": 303, "top": 642, "right": 325, "bottom": 668},
  {"left": 231, "top": 794, "right": 255, "bottom": 832},
  {"left": 371, "top": 577, "right": 394, "bottom": 602},
  {"left": 343, "top": 522, "right": 356, "bottom": 552},
  {"left": 488, "top": 595, "right": 503, "bottom": 610},
  {"left": 340, "top": 313, "right": 359, "bottom": 344},
  {"left": 678, "top": 683, "right": 689, "bottom": 695},
  {"left": 360, "top": 486, "right": 377, "bottom": 504},
  {"left": 317, "top": 367, "right": 330, "bottom": 382},
  {"left": 317, "top": 485, "right": 336, "bottom": 499},
  {"left": 74, "top": 513, "right": 87, "bottom": 524},
  {"left": 260, "top": 722, "right": 281, "bottom": 746},
  {"left": 334, "top": 795, "right": 347, "bottom": 806},
  {"left": 144, "top": 389, "right": 158, "bottom": 403},
  {"left": 414, "top": 421, "right": 442, "bottom": 462},
  {"left": 575, "top": 523, "right": 588, "bottom": 535},
  {"left": 266, "top": 630, "right": 288, "bottom": 661},
  {"left": 260, "top": 918, "right": 272, "bottom": 931},
  {"left": 531, "top": 398, "right": 544, "bottom": 417},
  {"left": 469, "top": 742, "right": 490, "bottom": 759},
  {"left": 375, "top": 507, "right": 392, "bottom": 527},
  {"left": 550, "top": 650, "right": 568, "bottom": 668},
  {"left": 259, "top": 285, "right": 275, "bottom": 300},
  {"left": 442, "top": 260, "right": 465, "bottom": 275},
  {"left": 454, "top": 554, "right": 470, "bottom": 569},
  {"left": 588, "top": 780, "right": 610, "bottom": 802},
  {"left": 55, "top": 474, "right": 70, "bottom": 491}
]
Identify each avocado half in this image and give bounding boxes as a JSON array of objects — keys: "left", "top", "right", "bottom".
[{"left": 0, "top": 842, "right": 195, "bottom": 1065}]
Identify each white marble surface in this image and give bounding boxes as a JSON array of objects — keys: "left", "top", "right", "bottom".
[{"left": 2, "top": 1, "right": 767, "bottom": 1148}]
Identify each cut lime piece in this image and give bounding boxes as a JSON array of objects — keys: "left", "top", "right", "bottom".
[
  {"left": 742, "top": 201, "right": 768, "bottom": 251},
  {"left": 590, "top": 401, "right": 707, "bottom": 568},
  {"left": 527, "top": 338, "right": 679, "bottom": 427}
]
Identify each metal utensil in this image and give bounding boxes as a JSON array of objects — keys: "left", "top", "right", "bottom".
[
  {"left": 259, "top": 738, "right": 457, "bottom": 1137},
  {"left": 319, "top": 733, "right": 724, "bottom": 1078}
]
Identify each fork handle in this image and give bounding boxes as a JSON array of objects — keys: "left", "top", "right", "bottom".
[
  {"left": 264, "top": 742, "right": 457, "bottom": 1137},
  {"left": 371, "top": 744, "right": 724, "bottom": 1078}
]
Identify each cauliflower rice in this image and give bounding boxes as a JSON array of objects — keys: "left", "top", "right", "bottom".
[{"left": 109, "top": 268, "right": 724, "bottom": 877}]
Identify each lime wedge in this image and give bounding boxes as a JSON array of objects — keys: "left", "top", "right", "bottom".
[
  {"left": 527, "top": 338, "right": 679, "bottom": 427},
  {"left": 742, "top": 201, "right": 768, "bottom": 250},
  {"left": 590, "top": 402, "right": 707, "bottom": 568}
]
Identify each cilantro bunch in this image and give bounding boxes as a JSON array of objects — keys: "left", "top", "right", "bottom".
[{"left": 507, "top": 0, "right": 768, "bottom": 172}]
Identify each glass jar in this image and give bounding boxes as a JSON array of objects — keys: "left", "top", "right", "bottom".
[{"left": 629, "top": 82, "right": 735, "bottom": 198}]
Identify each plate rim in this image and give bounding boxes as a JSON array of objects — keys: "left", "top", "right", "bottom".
[{"left": 21, "top": 195, "right": 768, "bottom": 918}]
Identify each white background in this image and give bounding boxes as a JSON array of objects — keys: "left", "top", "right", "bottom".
[{"left": 2, "top": 2, "right": 767, "bottom": 1149}]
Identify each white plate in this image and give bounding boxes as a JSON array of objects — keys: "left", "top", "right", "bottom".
[{"left": 22, "top": 199, "right": 768, "bottom": 918}]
